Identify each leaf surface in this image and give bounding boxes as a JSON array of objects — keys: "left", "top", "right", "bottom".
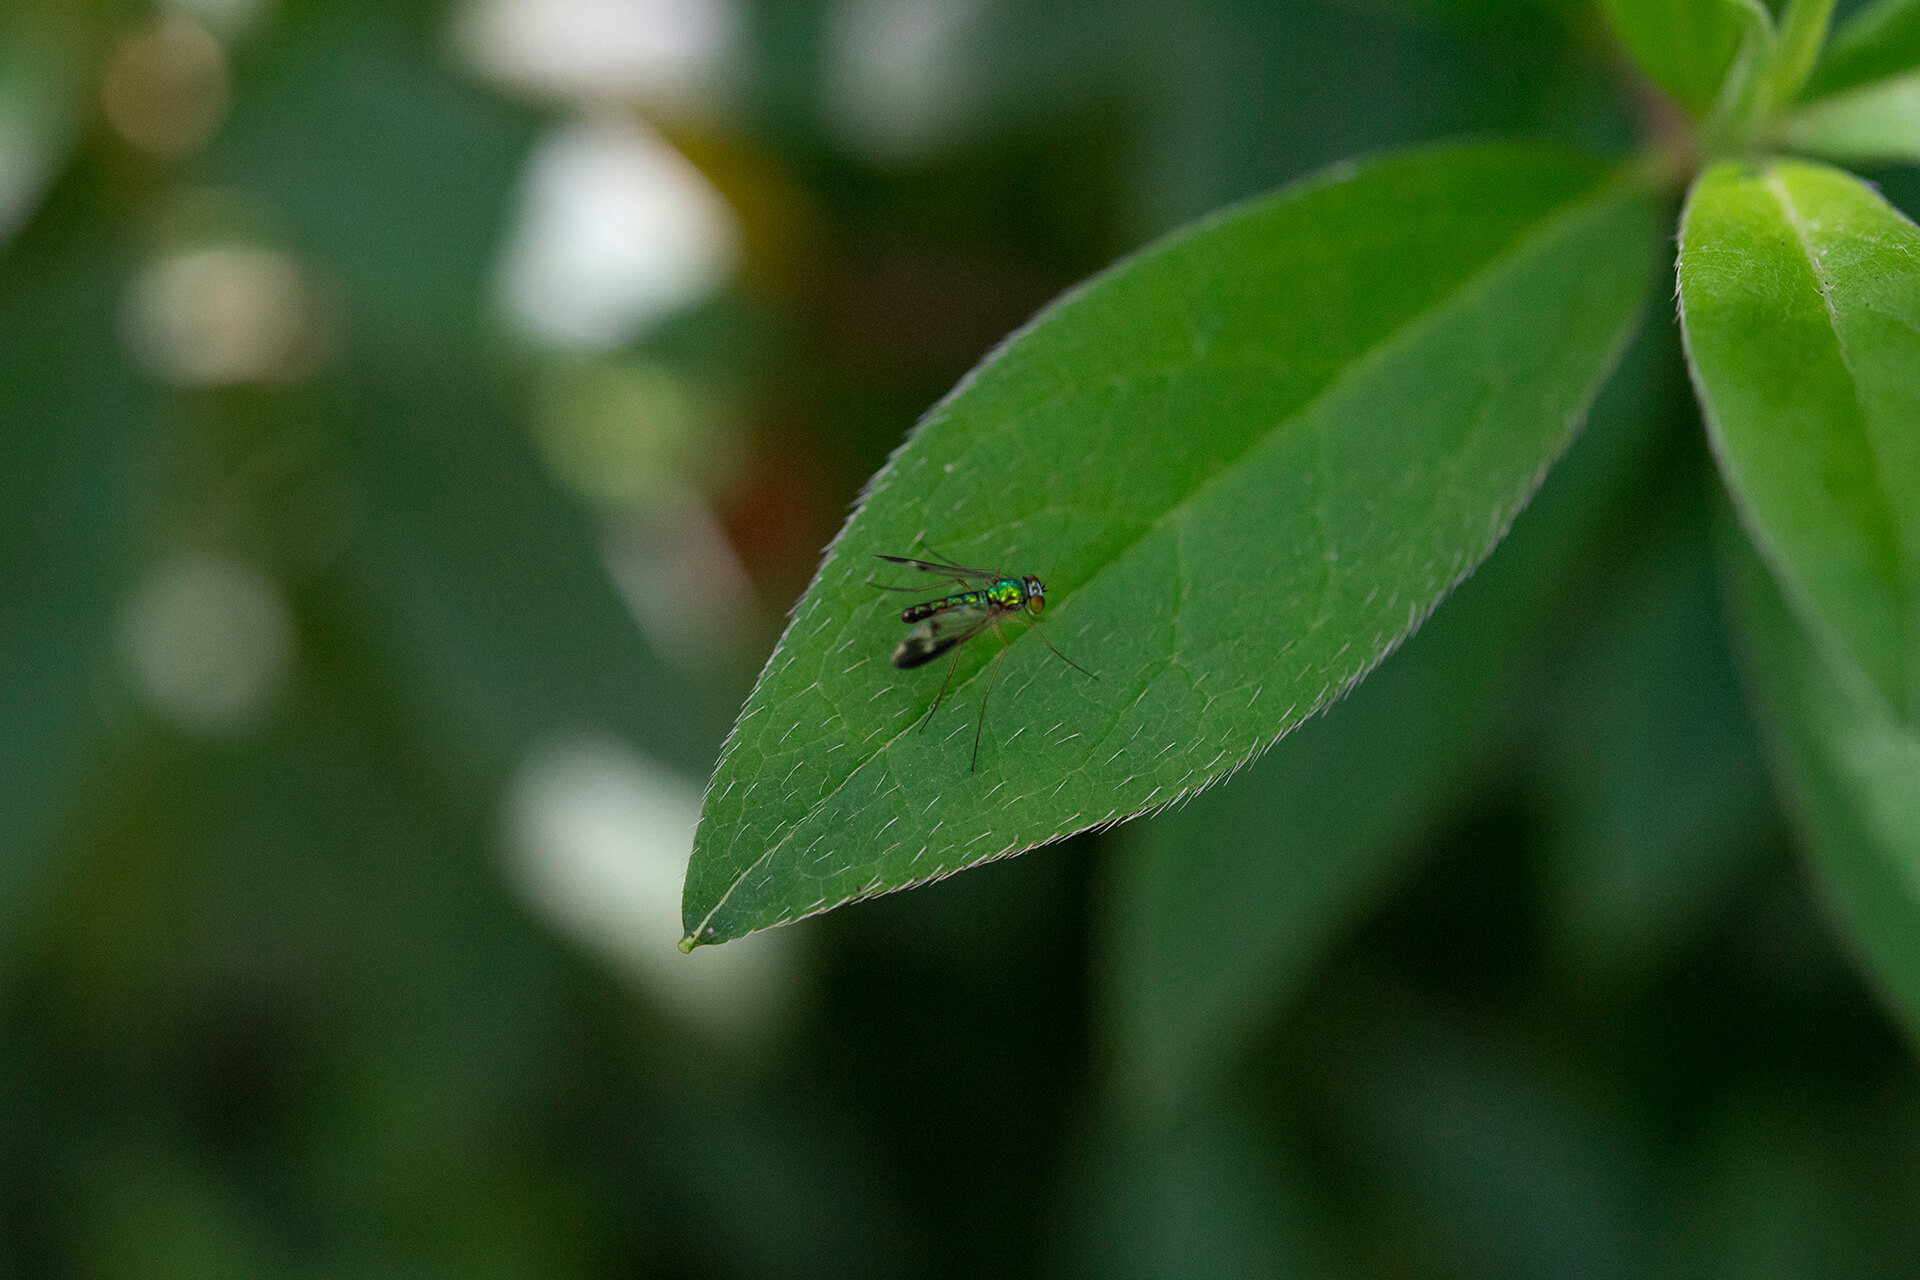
[
  {"left": 683, "top": 143, "right": 1657, "bottom": 946},
  {"left": 1099, "top": 317, "right": 1675, "bottom": 1119},
  {"left": 1597, "top": 0, "right": 1744, "bottom": 112},
  {"left": 1679, "top": 160, "right": 1920, "bottom": 722},
  {"left": 0, "top": 185, "right": 157, "bottom": 957},
  {"left": 1536, "top": 497, "right": 1770, "bottom": 986},
  {"left": 1778, "top": 72, "right": 1920, "bottom": 161},
  {"left": 1806, "top": 0, "right": 1920, "bottom": 99},
  {"left": 1724, "top": 522, "right": 1920, "bottom": 1047}
]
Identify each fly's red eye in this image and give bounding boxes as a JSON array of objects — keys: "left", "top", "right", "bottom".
[{"left": 1028, "top": 596, "right": 1044, "bottom": 614}]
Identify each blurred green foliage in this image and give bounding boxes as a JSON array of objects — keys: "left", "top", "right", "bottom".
[{"left": 4, "top": 0, "right": 1920, "bottom": 1276}]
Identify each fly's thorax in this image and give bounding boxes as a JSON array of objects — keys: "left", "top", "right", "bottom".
[{"left": 987, "top": 579, "right": 1026, "bottom": 611}]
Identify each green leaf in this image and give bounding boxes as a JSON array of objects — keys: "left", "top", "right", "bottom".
[
  {"left": 1063, "top": 1096, "right": 1335, "bottom": 1280},
  {"left": 681, "top": 142, "right": 1657, "bottom": 947},
  {"left": 1701, "top": 0, "right": 1780, "bottom": 154},
  {"left": 1673, "top": 1088, "right": 1920, "bottom": 1274},
  {"left": 1805, "top": 0, "right": 1920, "bottom": 100},
  {"left": 1778, "top": 71, "right": 1920, "bottom": 161},
  {"left": 1536, "top": 496, "right": 1770, "bottom": 987},
  {"left": 1099, "top": 314, "right": 1675, "bottom": 1119},
  {"left": 0, "top": 4, "right": 84, "bottom": 245},
  {"left": 340, "top": 365, "right": 727, "bottom": 784},
  {"left": 1321, "top": 1009, "right": 1661, "bottom": 1277},
  {"left": 0, "top": 185, "right": 157, "bottom": 959},
  {"left": 1678, "top": 160, "right": 1920, "bottom": 722},
  {"left": 1124, "top": 0, "right": 1610, "bottom": 236},
  {"left": 207, "top": 3, "right": 537, "bottom": 348},
  {"left": 1770, "top": 0, "right": 1839, "bottom": 107},
  {"left": 1723, "top": 519, "right": 1920, "bottom": 1047},
  {"left": 1597, "top": 0, "right": 1745, "bottom": 112}
]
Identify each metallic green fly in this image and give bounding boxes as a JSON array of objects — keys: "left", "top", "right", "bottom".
[{"left": 873, "top": 548, "right": 1095, "bottom": 772}]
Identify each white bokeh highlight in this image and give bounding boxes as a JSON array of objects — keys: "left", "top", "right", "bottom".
[
  {"left": 507, "top": 733, "right": 802, "bottom": 1041},
  {"left": 457, "top": 0, "right": 738, "bottom": 106},
  {"left": 499, "top": 118, "right": 740, "bottom": 349},
  {"left": 824, "top": 0, "right": 986, "bottom": 161}
]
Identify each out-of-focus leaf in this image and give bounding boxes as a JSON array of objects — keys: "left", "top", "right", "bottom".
[
  {"left": 1724, "top": 518, "right": 1920, "bottom": 1046},
  {"left": 0, "top": 181, "right": 156, "bottom": 955},
  {"left": 338, "top": 368, "right": 727, "bottom": 784},
  {"left": 206, "top": 3, "right": 538, "bottom": 347},
  {"left": 1674, "top": 1088, "right": 1920, "bottom": 1277},
  {"left": 639, "top": 1095, "right": 910, "bottom": 1278},
  {"left": 1126, "top": 0, "right": 1617, "bottom": 235},
  {"left": 64, "top": 1131, "right": 284, "bottom": 1280},
  {"left": 0, "top": 7, "right": 83, "bottom": 245},
  {"left": 1099, "top": 315, "right": 1672, "bottom": 1120},
  {"left": 682, "top": 143, "right": 1656, "bottom": 947},
  {"left": 1596, "top": 0, "right": 1744, "bottom": 113},
  {"left": 1679, "top": 160, "right": 1920, "bottom": 722},
  {"left": 1806, "top": 0, "right": 1920, "bottom": 99},
  {"left": 1770, "top": 0, "right": 1838, "bottom": 108},
  {"left": 1536, "top": 499, "right": 1770, "bottom": 986},
  {"left": 1778, "top": 71, "right": 1920, "bottom": 161},
  {"left": 204, "top": 2, "right": 726, "bottom": 784},
  {"left": 35, "top": 666, "right": 614, "bottom": 1277},
  {"left": 1325, "top": 1009, "right": 1661, "bottom": 1280},
  {"left": 1061, "top": 1095, "right": 1334, "bottom": 1280}
]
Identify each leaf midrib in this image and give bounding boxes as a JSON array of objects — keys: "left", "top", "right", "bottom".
[
  {"left": 688, "top": 174, "right": 1634, "bottom": 943},
  {"left": 1765, "top": 169, "right": 1915, "bottom": 716}
]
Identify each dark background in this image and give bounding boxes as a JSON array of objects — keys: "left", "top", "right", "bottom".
[{"left": 5, "top": 0, "right": 1920, "bottom": 1274}]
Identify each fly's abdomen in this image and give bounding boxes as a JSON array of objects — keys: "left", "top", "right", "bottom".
[{"left": 902, "top": 590, "right": 987, "bottom": 624}]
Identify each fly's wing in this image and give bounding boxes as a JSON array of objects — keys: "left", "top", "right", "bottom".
[
  {"left": 874, "top": 554, "right": 1002, "bottom": 581},
  {"left": 891, "top": 603, "right": 995, "bottom": 669}
]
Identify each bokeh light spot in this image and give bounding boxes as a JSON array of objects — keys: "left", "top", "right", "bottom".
[
  {"left": 532, "top": 357, "right": 734, "bottom": 507},
  {"left": 101, "top": 17, "right": 230, "bottom": 157},
  {"left": 824, "top": 0, "right": 985, "bottom": 161},
  {"left": 118, "top": 554, "right": 296, "bottom": 734},
  {"left": 124, "top": 244, "right": 325, "bottom": 387},
  {"left": 499, "top": 117, "right": 739, "bottom": 348},
  {"left": 457, "top": 0, "right": 739, "bottom": 109},
  {"left": 507, "top": 733, "right": 801, "bottom": 1042}
]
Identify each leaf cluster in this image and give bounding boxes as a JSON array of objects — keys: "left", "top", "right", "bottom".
[{"left": 687, "top": 0, "right": 1920, "bottom": 1117}]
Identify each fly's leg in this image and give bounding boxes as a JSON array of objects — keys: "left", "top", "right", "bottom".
[
  {"left": 1032, "top": 625, "right": 1096, "bottom": 678},
  {"left": 920, "top": 645, "right": 964, "bottom": 732},
  {"left": 972, "top": 623, "right": 1011, "bottom": 772}
]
